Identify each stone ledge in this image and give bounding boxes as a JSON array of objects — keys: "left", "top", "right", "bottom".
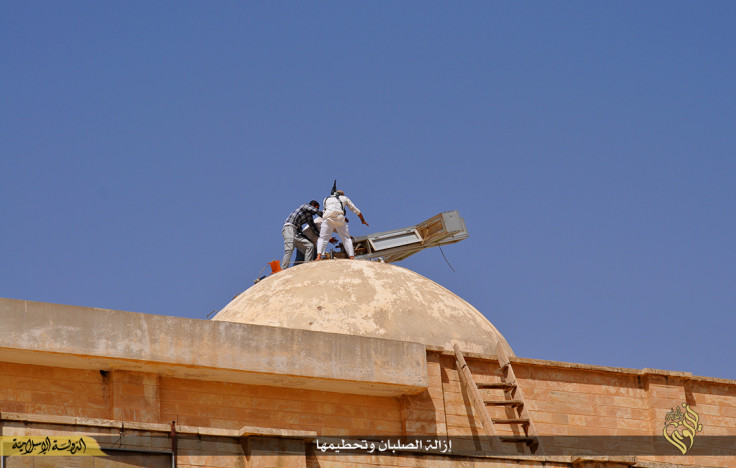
[
  {"left": 429, "top": 348, "right": 735, "bottom": 385},
  {"left": 572, "top": 455, "right": 637, "bottom": 465},
  {"left": 239, "top": 425, "right": 316, "bottom": 439},
  {"left": 0, "top": 412, "right": 314, "bottom": 439},
  {"left": 0, "top": 298, "right": 427, "bottom": 397}
]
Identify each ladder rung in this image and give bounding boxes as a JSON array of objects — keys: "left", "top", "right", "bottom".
[
  {"left": 484, "top": 399, "right": 523, "bottom": 406},
  {"left": 500, "top": 436, "right": 537, "bottom": 444},
  {"left": 492, "top": 418, "right": 529, "bottom": 425},
  {"left": 477, "top": 382, "right": 515, "bottom": 390}
]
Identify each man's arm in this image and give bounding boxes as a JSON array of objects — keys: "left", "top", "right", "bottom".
[{"left": 343, "top": 197, "right": 369, "bottom": 226}]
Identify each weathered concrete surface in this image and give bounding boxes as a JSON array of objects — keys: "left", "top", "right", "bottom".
[
  {"left": 0, "top": 298, "right": 427, "bottom": 396},
  {"left": 214, "top": 260, "right": 513, "bottom": 357}
]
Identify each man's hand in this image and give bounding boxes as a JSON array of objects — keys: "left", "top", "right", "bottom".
[{"left": 358, "top": 213, "right": 369, "bottom": 227}]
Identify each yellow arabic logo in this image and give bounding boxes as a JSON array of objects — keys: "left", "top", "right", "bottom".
[
  {"left": 0, "top": 436, "right": 106, "bottom": 457},
  {"left": 663, "top": 403, "right": 703, "bottom": 454}
]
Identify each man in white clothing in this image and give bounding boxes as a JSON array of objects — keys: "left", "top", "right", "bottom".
[{"left": 316, "top": 190, "right": 369, "bottom": 260}]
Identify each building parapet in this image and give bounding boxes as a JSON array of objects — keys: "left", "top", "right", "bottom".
[{"left": 0, "top": 298, "right": 427, "bottom": 397}]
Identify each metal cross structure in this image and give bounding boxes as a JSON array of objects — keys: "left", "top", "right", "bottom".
[{"left": 349, "top": 210, "right": 468, "bottom": 263}]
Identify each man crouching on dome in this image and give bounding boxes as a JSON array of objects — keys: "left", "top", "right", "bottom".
[{"left": 316, "top": 190, "right": 369, "bottom": 260}]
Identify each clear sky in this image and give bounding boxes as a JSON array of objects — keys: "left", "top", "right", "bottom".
[{"left": 2, "top": 2, "right": 735, "bottom": 379}]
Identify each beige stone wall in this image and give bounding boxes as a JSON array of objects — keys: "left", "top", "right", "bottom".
[
  {"left": 0, "top": 362, "right": 111, "bottom": 419},
  {"left": 399, "top": 352, "right": 736, "bottom": 466},
  {"left": 676, "top": 378, "right": 736, "bottom": 467},
  {"left": 503, "top": 359, "right": 736, "bottom": 467},
  {"left": 159, "top": 377, "right": 402, "bottom": 435},
  {"left": 2, "top": 351, "right": 735, "bottom": 467},
  {"left": 399, "top": 352, "right": 446, "bottom": 436},
  {"left": 305, "top": 454, "right": 573, "bottom": 468},
  {"left": 0, "top": 363, "right": 405, "bottom": 436},
  {"left": 515, "top": 364, "right": 652, "bottom": 437}
]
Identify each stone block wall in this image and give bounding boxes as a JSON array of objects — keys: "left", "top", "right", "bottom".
[
  {"left": 0, "top": 362, "right": 110, "bottom": 419},
  {"left": 2, "top": 351, "right": 736, "bottom": 467},
  {"left": 158, "top": 377, "right": 403, "bottom": 435}
]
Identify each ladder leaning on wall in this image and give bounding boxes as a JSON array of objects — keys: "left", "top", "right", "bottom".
[{"left": 453, "top": 343, "right": 542, "bottom": 455}]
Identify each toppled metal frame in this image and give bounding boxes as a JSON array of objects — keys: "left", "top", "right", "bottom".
[{"left": 350, "top": 210, "right": 468, "bottom": 263}]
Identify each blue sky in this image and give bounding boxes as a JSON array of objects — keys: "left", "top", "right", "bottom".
[{"left": 2, "top": 2, "right": 735, "bottom": 379}]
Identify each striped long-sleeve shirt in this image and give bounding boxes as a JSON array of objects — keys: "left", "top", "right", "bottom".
[{"left": 284, "top": 204, "right": 320, "bottom": 234}]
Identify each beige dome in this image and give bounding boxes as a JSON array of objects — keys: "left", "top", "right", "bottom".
[{"left": 213, "top": 260, "right": 513, "bottom": 357}]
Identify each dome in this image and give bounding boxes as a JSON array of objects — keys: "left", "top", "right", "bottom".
[{"left": 213, "top": 260, "right": 513, "bottom": 357}]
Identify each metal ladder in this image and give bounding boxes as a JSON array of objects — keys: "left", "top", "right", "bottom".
[{"left": 453, "top": 343, "right": 541, "bottom": 454}]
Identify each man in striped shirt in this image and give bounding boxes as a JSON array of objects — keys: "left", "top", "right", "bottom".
[{"left": 281, "top": 201, "right": 321, "bottom": 269}]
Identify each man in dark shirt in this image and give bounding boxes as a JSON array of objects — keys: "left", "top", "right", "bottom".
[{"left": 281, "top": 200, "right": 320, "bottom": 269}]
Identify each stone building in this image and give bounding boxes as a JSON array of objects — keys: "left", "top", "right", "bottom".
[{"left": 0, "top": 260, "right": 734, "bottom": 467}]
